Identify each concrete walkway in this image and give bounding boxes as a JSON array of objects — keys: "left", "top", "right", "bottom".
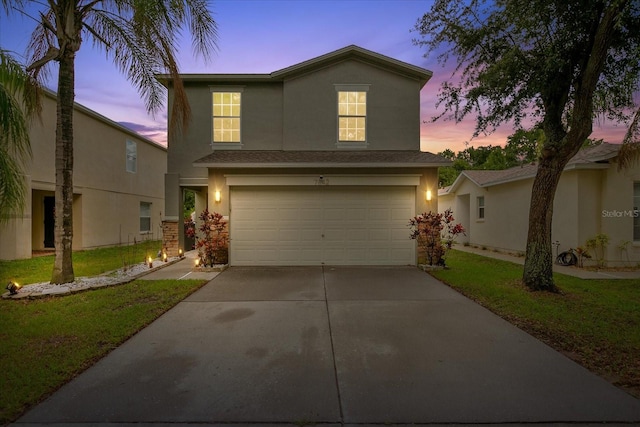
[
  {"left": 138, "top": 250, "right": 221, "bottom": 282},
  {"left": 454, "top": 245, "right": 640, "bottom": 279},
  {"left": 12, "top": 266, "right": 640, "bottom": 426}
]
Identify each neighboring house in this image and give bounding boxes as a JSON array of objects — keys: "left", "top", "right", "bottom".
[
  {"left": 159, "top": 45, "right": 449, "bottom": 265},
  {"left": 0, "top": 90, "right": 166, "bottom": 260},
  {"left": 439, "top": 143, "right": 640, "bottom": 266}
]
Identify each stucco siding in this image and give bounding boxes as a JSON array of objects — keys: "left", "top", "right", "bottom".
[
  {"left": 601, "top": 162, "right": 640, "bottom": 264},
  {"left": 167, "top": 84, "right": 218, "bottom": 180},
  {"left": 576, "top": 170, "right": 603, "bottom": 247},
  {"left": 283, "top": 59, "right": 420, "bottom": 151},
  {"left": 551, "top": 171, "right": 579, "bottom": 252},
  {"left": 489, "top": 180, "right": 531, "bottom": 252},
  {"left": 0, "top": 92, "right": 167, "bottom": 260}
]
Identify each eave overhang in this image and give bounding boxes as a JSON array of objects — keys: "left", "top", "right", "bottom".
[{"left": 193, "top": 150, "right": 451, "bottom": 169}]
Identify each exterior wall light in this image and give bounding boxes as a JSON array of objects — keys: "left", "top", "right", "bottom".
[
  {"left": 214, "top": 190, "right": 221, "bottom": 203},
  {"left": 426, "top": 190, "right": 432, "bottom": 201},
  {"left": 6, "top": 281, "right": 21, "bottom": 295}
]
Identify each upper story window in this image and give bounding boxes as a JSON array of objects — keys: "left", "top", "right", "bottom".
[
  {"left": 338, "top": 91, "right": 366, "bottom": 142},
  {"left": 634, "top": 182, "right": 640, "bottom": 241},
  {"left": 477, "top": 196, "right": 485, "bottom": 219},
  {"left": 212, "top": 92, "right": 241, "bottom": 143},
  {"left": 335, "top": 84, "right": 369, "bottom": 146},
  {"left": 126, "top": 140, "right": 137, "bottom": 173}
]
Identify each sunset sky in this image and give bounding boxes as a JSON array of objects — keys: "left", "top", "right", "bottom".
[{"left": 0, "top": 0, "right": 629, "bottom": 152}]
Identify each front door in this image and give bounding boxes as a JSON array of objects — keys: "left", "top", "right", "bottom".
[{"left": 44, "top": 196, "right": 55, "bottom": 248}]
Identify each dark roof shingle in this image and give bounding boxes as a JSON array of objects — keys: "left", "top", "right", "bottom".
[
  {"left": 449, "top": 142, "right": 621, "bottom": 189},
  {"left": 194, "top": 150, "right": 450, "bottom": 168}
]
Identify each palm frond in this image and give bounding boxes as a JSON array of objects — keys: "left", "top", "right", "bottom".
[
  {"left": 83, "top": 0, "right": 217, "bottom": 135},
  {"left": 0, "top": 48, "right": 41, "bottom": 222}
]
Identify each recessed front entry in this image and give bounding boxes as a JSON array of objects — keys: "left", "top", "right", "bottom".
[
  {"left": 44, "top": 196, "right": 55, "bottom": 248},
  {"left": 229, "top": 186, "right": 415, "bottom": 265}
]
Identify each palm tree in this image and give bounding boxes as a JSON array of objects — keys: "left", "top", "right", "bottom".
[
  {"left": 4, "top": 0, "right": 217, "bottom": 284},
  {"left": 0, "top": 48, "right": 41, "bottom": 223}
]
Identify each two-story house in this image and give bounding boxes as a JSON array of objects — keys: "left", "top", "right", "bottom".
[
  {"left": 159, "top": 45, "right": 449, "bottom": 265},
  {"left": 0, "top": 90, "right": 166, "bottom": 260}
]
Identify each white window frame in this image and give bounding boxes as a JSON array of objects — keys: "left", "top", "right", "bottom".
[
  {"left": 335, "top": 84, "right": 369, "bottom": 148},
  {"left": 126, "top": 140, "right": 137, "bottom": 173},
  {"left": 211, "top": 87, "right": 244, "bottom": 149},
  {"left": 477, "top": 196, "right": 485, "bottom": 220},
  {"left": 140, "top": 202, "right": 151, "bottom": 233}
]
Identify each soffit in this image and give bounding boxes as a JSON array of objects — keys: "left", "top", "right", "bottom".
[{"left": 193, "top": 150, "right": 450, "bottom": 169}]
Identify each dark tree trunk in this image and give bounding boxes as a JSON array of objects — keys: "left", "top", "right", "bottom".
[
  {"left": 522, "top": 155, "right": 565, "bottom": 292},
  {"left": 522, "top": 2, "right": 624, "bottom": 292},
  {"left": 51, "top": 50, "right": 75, "bottom": 284}
]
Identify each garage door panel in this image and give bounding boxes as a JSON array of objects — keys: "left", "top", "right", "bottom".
[
  {"left": 277, "top": 228, "right": 302, "bottom": 241},
  {"left": 392, "top": 207, "right": 413, "bottom": 220},
  {"left": 369, "top": 229, "right": 391, "bottom": 241},
  {"left": 369, "top": 208, "right": 391, "bottom": 221},
  {"left": 300, "top": 208, "right": 323, "bottom": 220},
  {"left": 346, "top": 229, "right": 368, "bottom": 241},
  {"left": 230, "top": 186, "right": 415, "bottom": 265}
]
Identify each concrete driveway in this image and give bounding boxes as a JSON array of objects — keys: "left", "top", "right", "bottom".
[{"left": 13, "top": 266, "right": 640, "bottom": 426}]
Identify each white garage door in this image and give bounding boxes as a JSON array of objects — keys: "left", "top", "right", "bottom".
[{"left": 230, "top": 186, "right": 415, "bottom": 265}]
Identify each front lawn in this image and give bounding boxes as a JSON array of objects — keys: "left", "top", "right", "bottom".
[
  {"left": 431, "top": 249, "right": 640, "bottom": 398},
  {"left": 0, "top": 242, "right": 206, "bottom": 425},
  {"left": 0, "top": 240, "right": 162, "bottom": 286}
]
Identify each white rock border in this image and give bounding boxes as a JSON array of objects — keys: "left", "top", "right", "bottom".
[{"left": 2, "top": 257, "right": 182, "bottom": 300}]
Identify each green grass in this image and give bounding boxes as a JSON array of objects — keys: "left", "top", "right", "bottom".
[
  {"left": 0, "top": 240, "right": 162, "bottom": 285},
  {"left": 0, "top": 243, "right": 206, "bottom": 425},
  {"left": 432, "top": 249, "right": 640, "bottom": 397}
]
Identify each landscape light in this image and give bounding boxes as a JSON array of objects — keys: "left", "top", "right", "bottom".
[
  {"left": 147, "top": 256, "right": 153, "bottom": 268},
  {"left": 6, "top": 281, "right": 21, "bottom": 295},
  {"left": 162, "top": 252, "right": 168, "bottom": 262},
  {"left": 178, "top": 248, "right": 184, "bottom": 258},
  {"left": 195, "top": 258, "right": 200, "bottom": 268}
]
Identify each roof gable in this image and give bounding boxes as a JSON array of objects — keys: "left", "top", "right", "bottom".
[
  {"left": 272, "top": 45, "right": 433, "bottom": 87},
  {"left": 157, "top": 45, "right": 433, "bottom": 87}
]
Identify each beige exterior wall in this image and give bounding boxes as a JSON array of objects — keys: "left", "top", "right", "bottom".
[
  {"left": 282, "top": 60, "right": 421, "bottom": 151},
  {"left": 442, "top": 163, "right": 640, "bottom": 265},
  {"left": 441, "top": 178, "right": 531, "bottom": 253},
  {"left": 0, "top": 92, "right": 167, "bottom": 260},
  {"left": 600, "top": 161, "right": 640, "bottom": 264}
]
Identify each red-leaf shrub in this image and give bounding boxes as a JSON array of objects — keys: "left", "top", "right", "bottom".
[{"left": 409, "top": 209, "right": 465, "bottom": 266}]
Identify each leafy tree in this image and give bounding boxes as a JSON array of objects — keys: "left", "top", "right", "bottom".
[
  {"left": 439, "top": 148, "right": 456, "bottom": 160},
  {"left": 437, "top": 155, "right": 472, "bottom": 187},
  {"left": 504, "top": 128, "right": 544, "bottom": 166},
  {"left": 415, "top": 0, "right": 640, "bottom": 291},
  {"left": 3, "top": 0, "right": 218, "bottom": 284},
  {"left": 0, "top": 47, "right": 41, "bottom": 223},
  {"left": 483, "top": 146, "right": 509, "bottom": 170}
]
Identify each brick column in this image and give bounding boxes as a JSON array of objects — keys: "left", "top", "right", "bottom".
[{"left": 162, "top": 220, "right": 179, "bottom": 257}]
